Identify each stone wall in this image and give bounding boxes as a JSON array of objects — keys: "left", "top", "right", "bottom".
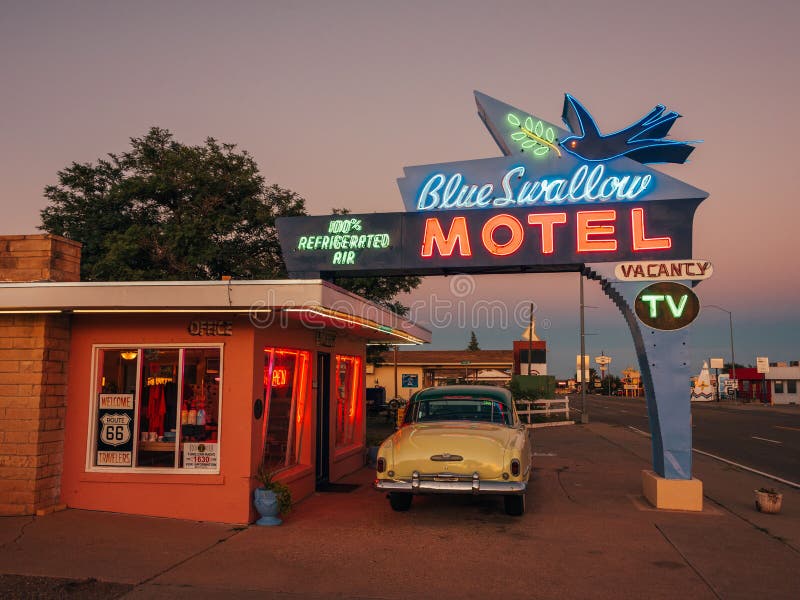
[
  {"left": 0, "top": 234, "right": 80, "bottom": 515},
  {"left": 0, "top": 234, "right": 81, "bottom": 283}
]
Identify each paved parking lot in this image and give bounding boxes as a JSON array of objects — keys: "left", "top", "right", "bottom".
[{"left": 1, "top": 423, "right": 798, "bottom": 599}]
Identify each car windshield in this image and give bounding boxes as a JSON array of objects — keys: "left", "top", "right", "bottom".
[{"left": 405, "top": 396, "right": 512, "bottom": 425}]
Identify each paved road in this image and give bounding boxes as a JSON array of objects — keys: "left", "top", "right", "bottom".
[{"left": 573, "top": 395, "right": 800, "bottom": 485}]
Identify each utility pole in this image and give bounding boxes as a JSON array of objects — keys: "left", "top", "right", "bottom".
[
  {"left": 579, "top": 272, "right": 588, "bottom": 424},
  {"left": 393, "top": 344, "right": 398, "bottom": 400},
  {"left": 528, "top": 302, "right": 534, "bottom": 376},
  {"left": 707, "top": 305, "right": 737, "bottom": 398}
]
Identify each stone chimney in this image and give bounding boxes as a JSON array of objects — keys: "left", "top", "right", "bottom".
[{"left": 0, "top": 234, "right": 81, "bottom": 516}]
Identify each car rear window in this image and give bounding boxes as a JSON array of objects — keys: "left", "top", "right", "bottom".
[{"left": 404, "top": 396, "right": 511, "bottom": 425}]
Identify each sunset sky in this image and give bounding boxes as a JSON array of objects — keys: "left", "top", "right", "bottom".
[{"left": 1, "top": 1, "right": 798, "bottom": 377}]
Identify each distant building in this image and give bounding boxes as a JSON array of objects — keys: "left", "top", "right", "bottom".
[
  {"left": 765, "top": 361, "right": 800, "bottom": 405},
  {"left": 512, "top": 317, "right": 547, "bottom": 375},
  {"left": 369, "top": 350, "right": 513, "bottom": 401},
  {"left": 732, "top": 368, "right": 769, "bottom": 403}
]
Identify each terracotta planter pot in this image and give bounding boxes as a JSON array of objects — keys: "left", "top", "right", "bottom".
[{"left": 754, "top": 489, "right": 783, "bottom": 514}]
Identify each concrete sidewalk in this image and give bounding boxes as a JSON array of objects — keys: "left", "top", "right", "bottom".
[{"left": 1, "top": 423, "right": 798, "bottom": 599}]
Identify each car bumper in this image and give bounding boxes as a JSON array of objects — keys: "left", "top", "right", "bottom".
[{"left": 375, "top": 474, "right": 527, "bottom": 495}]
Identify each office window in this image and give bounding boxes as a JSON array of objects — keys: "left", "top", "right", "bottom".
[
  {"left": 92, "top": 346, "right": 221, "bottom": 472},
  {"left": 774, "top": 380, "right": 784, "bottom": 394},
  {"left": 788, "top": 380, "right": 797, "bottom": 394}
]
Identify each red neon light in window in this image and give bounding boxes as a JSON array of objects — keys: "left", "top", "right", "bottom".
[
  {"left": 272, "top": 367, "right": 289, "bottom": 388},
  {"left": 335, "top": 354, "right": 362, "bottom": 436},
  {"left": 527, "top": 212, "right": 567, "bottom": 254},
  {"left": 631, "top": 207, "right": 672, "bottom": 251},
  {"left": 576, "top": 210, "right": 617, "bottom": 253},
  {"left": 295, "top": 353, "right": 309, "bottom": 427},
  {"left": 481, "top": 214, "right": 524, "bottom": 256},
  {"left": 262, "top": 346, "right": 312, "bottom": 462},
  {"left": 420, "top": 217, "right": 472, "bottom": 258}
]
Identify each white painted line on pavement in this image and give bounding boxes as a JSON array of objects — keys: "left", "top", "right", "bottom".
[
  {"left": 626, "top": 426, "right": 800, "bottom": 489},
  {"left": 751, "top": 435, "right": 782, "bottom": 445},
  {"left": 775, "top": 425, "right": 800, "bottom": 432},
  {"left": 691, "top": 448, "right": 799, "bottom": 489}
]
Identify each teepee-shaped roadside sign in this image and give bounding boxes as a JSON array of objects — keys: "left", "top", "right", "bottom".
[{"left": 690, "top": 361, "right": 715, "bottom": 402}]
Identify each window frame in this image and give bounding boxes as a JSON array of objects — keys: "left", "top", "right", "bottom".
[
  {"left": 334, "top": 354, "right": 363, "bottom": 449},
  {"left": 262, "top": 347, "right": 312, "bottom": 473},
  {"left": 85, "top": 343, "right": 225, "bottom": 475}
]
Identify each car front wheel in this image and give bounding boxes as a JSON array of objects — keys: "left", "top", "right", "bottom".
[
  {"left": 504, "top": 494, "right": 526, "bottom": 516},
  {"left": 389, "top": 492, "right": 413, "bottom": 512}
]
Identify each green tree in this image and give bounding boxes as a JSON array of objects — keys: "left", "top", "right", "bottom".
[
  {"left": 467, "top": 331, "right": 480, "bottom": 351},
  {"left": 40, "top": 128, "right": 422, "bottom": 315},
  {"left": 40, "top": 127, "right": 306, "bottom": 281},
  {"left": 600, "top": 374, "right": 621, "bottom": 395}
]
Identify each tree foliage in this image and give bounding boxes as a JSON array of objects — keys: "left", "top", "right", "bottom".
[
  {"left": 467, "top": 331, "right": 480, "bottom": 351},
  {"left": 40, "top": 127, "right": 306, "bottom": 281},
  {"left": 40, "top": 128, "right": 423, "bottom": 336}
]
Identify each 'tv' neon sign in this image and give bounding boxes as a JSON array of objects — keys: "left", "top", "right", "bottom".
[{"left": 634, "top": 282, "right": 700, "bottom": 331}]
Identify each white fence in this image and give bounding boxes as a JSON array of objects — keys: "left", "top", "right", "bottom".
[{"left": 515, "top": 398, "right": 572, "bottom": 428}]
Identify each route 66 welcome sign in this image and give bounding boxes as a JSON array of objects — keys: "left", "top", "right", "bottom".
[{"left": 96, "top": 394, "right": 135, "bottom": 466}]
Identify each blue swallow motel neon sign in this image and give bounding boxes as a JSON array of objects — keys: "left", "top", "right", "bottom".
[{"left": 416, "top": 163, "right": 652, "bottom": 211}]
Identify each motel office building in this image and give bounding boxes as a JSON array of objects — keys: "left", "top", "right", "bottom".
[{"left": 0, "top": 235, "right": 429, "bottom": 522}]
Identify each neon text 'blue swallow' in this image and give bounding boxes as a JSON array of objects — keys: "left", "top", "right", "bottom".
[{"left": 416, "top": 165, "right": 653, "bottom": 211}]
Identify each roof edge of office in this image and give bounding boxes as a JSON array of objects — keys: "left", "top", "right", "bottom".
[{"left": 0, "top": 277, "right": 431, "bottom": 345}]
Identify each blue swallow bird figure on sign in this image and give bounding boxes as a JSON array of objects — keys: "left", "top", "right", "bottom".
[{"left": 559, "top": 94, "right": 698, "bottom": 164}]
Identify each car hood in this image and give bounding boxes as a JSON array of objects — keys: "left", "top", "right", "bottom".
[{"left": 389, "top": 422, "right": 515, "bottom": 478}]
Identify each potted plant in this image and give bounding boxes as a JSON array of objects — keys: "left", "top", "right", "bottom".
[
  {"left": 252, "top": 465, "right": 292, "bottom": 526},
  {"left": 754, "top": 487, "right": 783, "bottom": 514}
]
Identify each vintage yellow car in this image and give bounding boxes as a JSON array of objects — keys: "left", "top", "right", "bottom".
[{"left": 375, "top": 385, "right": 532, "bottom": 515}]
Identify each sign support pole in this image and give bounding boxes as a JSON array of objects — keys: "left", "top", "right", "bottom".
[{"left": 585, "top": 264, "right": 694, "bottom": 479}]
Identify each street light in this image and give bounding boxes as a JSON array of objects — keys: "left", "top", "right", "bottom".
[{"left": 705, "top": 304, "right": 736, "bottom": 384}]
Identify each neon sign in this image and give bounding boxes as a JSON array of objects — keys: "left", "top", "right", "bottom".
[
  {"left": 396, "top": 92, "right": 705, "bottom": 214},
  {"left": 295, "top": 218, "right": 392, "bottom": 265},
  {"left": 634, "top": 282, "right": 700, "bottom": 331},
  {"left": 277, "top": 91, "right": 707, "bottom": 277},
  {"left": 416, "top": 164, "right": 653, "bottom": 211},
  {"left": 507, "top": 113, "right": 560, "bottom": 157},
  {"left": 560, "top": 94, "right": 697, "bottom": 164},
  {"left": 278, "top": 198, "right": 698, "bottom": 277},
  {"left": 275, "top": 90, "right": 711, "bottom": 489},
  {"left": 419, "top": 207, "right": 670, "bottom": 258},
  {"left": 272, "top": 366, "right": 289, "bottom": 388},
  {"left": 614, "top": 260, "right": 713, "bottom": 281}
]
